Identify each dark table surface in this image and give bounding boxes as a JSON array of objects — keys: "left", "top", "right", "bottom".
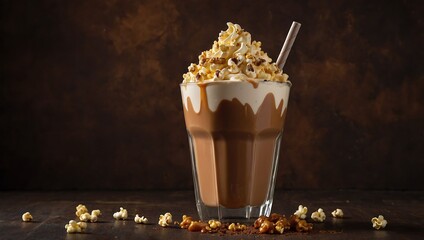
[{"left": 0, "top": 190, "right": 422, "bottom": 240}]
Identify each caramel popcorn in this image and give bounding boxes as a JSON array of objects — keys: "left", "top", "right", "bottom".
[
  {"left": 253, "top": 216, "right": 267, "bottom": 228},
  {"left": 187, "top": 221, "right": 207, "bottom": 232},
  {"left": 158, "top": 212, "right": 173, "bottom": 227},
  {"left": 75, "top": 204, "right": 88, "bottom": 217},
  {"left": 179, "top": 215, "right": 193, "bottom": 229},
  {"left": 208, "top": 219, "right": 221, "bottom": 229},
  {"left": 294, "top": 205, "right": 308, "bottom": 219},
  {"left": 311, "top": 208, "right": 326, "bottom": 222},
  {"left": 371, "top": 215, "right": 388, "bottom": 230},
  {"left": 183, "top": 22, "right": 289, "bottom": 83},
  {"left": 274, "top": 219, "right": 290, "bottom": 234},
  {"left": 258, "top": 220, "right": 274, "bottom": 234},
  {"left": 228, "top": 223, "right": 247, "bottom": 231},
  {"left": 331, "top": 208, "right": 344, "bottom": 218},
  {"left": 22, "top": 212, "right": 33, "bottom": 222},
  {"left": 65, "top": 220, "right": 87, "bottom": 233},
  {"left": 113, "top": 207, "right": 128, "bottom": 220},
  {"left": 134, "top": 214, "right": 148, "bottom": 224},
  {"left": 296, "top": 219, "right": 313, "bottom": 232}
]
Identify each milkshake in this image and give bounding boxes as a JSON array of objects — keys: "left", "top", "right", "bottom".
[{"left": 181, "top": 23, "right": 292, "bottom": 220}]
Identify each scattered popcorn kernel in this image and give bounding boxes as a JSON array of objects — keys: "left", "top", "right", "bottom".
[
  {"left": 79, "top": 209, "right": 101, "bottom": 222},
  {"left": 311, "top": 208, "right": 326, "bottom": 222},
  {"left": 79, "top": 212, "right": 91, "bottom": 222},
  {"left": 228, "top": 223, "right": 237, "bottom": 231},
  {"left": 22, "top": 212, "right": 33, "bottom": 222},
  {"left": 331, "top": 208, "right": 344, "bottom": 218},
  {"left": 276, "top": 218, "right": 291, "bottom": 231},
  {"left": 187, "top": 221, "right": 207, "bottom": 232},
  {"left": 90, "top": 209, "right": 101, "bottom": 223},
  {"left": 275, "top": 223, "right": 285, "bottom": 234},
  {"left": 259, "top": 220, "right": 274, "bottom": 234},
  {"left": 296, "top": 219, "right": 313, "bottom": 232},
  {"left": 113, "top": 207, "right": 128, "bottom": 220},
  {"left": 77, "top": 221, "right": 87, "bottom": 229},
  {"left": 228, "top": 223, "right": 247, "bottom": 232},
  {"left": 253, "top": 216, "right": 267, "bottom": 228},
  {"left": 294, "top": 205, "right": 308, "bottom": 219},
  {"left": 158, "top": 212, "right": 173, "bottom": 227},
  {"left": 91, "top": 209, "right": 101, "bottom": 217},
  {"left": 75, "top": 204, "right": 88, "bottom": 217},
  {"left": 134, "top": 214, "right": 148, "bottom": 224},
  {"left": 180, "top": 215, "right": 193, "bottom": 229},
  {"left": 371, "top": 215, "right": 388, "bottom": 230},
  {"left": 208, "top": 219, "right": 221, "bottom": 229},
  {"left": 237, "top": 223, "right": 247, "bottom": 231},
  {"left": 65, "top": 220, "right": 87, "bottom": 233}
]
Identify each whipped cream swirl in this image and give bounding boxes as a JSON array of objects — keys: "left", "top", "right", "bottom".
[{"left": 183, "top": 22, "right": 289, "bottom": 83}]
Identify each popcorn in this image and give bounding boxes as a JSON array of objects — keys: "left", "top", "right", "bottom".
[
  {"left": 113, "top": 207, "right": 128, "bottom": 220},
  {"left": 187, "top": 221, "right": 207, "bottom": 232},
  {"left": 294, "top": 205, "right": 308, "bottom": 219},
  {"left": 134, "top": 214, "right": 148, "bottom": 224},
  {"left": 311, "top": 208, "right": 326, "bottom": 222},
  {"left": 90, "top": 209, "right": 101, "bottom": 223},
  {"left": 79, "top": 213, "right": 91, "bottom": 222},
  {"left": 22, "top": 212, "right": 33, "bottom": 222},
  {"left": 75, "top": 204, "right": 88, "bottom": 217},
  {"left": 79, "top": 209, "right": 101, "bottom": 222},
  {"left": 228, "top": 223, "right": 247, "bottom": 231},
  {"left": 158, "top": 212, "right": 173, "bottom": 227},
  {"left": 65, "top": 220, "right": 87, "bottom": 233},
  {"left": 371, "top": 215, "right": 388, "bottom": 230},
  {"left": 179, "top": 215, "right": 193, "bottom": 229},
  {"left": 274, "top": 220, "right": 287, "bottom": 234},
  {"left": 331, "top": 208, "right": 344, "bottom": 218},
  {"left": 208, "top": 220, "right": 221, "bottom": 229},
  {"left": 182, "top": 22, "right": 289, "bottom": 83}
]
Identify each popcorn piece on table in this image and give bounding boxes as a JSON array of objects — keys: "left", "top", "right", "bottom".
[
  {"left": 79, "top": 209, "right": 101, "bottom": 222},
  {"left": 274, "top": 220, "right": 287, "bottom": 234},
  {"left": 371, "top": 215, "right": 388, "bottom": 230},
  {"left": 331, "top": 208, "right": 344, "bottom": 218},
  {"left": 294, "top": 205, "right": 308, "bottom": 219},
  {"left": 65, "top": 220, "right": 87, "bottom": 233},
  {"left": 79, "top": 212, "right": 91, "bottom": 222},
  {"left": 113, "top": 207, "right": 128, "bottom": 220},
  {"left": 90, "top": 209, "right": 101, "bottom": 222},
  {"left": 22, "top": 212, "right": 33, "bottom": 222},
  {"left": 311, "top": 208, "right": 326, "bottom": 222},
  {"left": 179, "top": 215, "right": 193, "bottom": 229},
  {"left": 134, "top": 214, "right": 148, "bottom": 224},
  {"left": 158, "top": 212, "right": 173, "bottom": 227},
  {"left": 75, "top": 204, "right": 88, "bottom": 217},
  {"left": 228, "top": 223, "right": 247, "bottom": 231},
  {"left": 208, "top": 220, "right": 221, "bottom": 229}
]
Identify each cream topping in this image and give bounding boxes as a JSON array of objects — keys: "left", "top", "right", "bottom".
[{"left": 180, "top": 81, "right": 290, "bottom": 116}]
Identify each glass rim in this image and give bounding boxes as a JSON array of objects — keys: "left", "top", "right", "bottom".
[{"left": 180, "top": 80, "right": 292, "bottom": 87}]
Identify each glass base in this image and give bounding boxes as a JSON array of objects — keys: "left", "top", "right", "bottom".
[{"left": 196, "top": 199, "right": 273, "bottom": 221}]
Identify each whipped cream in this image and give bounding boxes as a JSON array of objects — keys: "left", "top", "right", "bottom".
[
  {"left": 181, "top": 81, "right": 290, "bottom": 116},
  {"left": 183, "top": 22, "right": 289, "bottom": 83}
]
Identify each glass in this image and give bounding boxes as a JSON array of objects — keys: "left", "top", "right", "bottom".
[{"left": 180, "top": 81, "right": 291, "bottom": 220}]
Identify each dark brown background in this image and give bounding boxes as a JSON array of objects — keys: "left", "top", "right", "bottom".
[{"left": 1, "top": 0, "right": 423, "bottom": 190}]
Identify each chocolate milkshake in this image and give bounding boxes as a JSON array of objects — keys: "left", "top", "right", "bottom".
[{"left": 181, "top": 23, "right": 292, "bottom": 220}]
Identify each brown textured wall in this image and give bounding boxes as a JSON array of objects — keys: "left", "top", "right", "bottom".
[{"left": 1, "top": 0, "right": 423, "bottom": 190}]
